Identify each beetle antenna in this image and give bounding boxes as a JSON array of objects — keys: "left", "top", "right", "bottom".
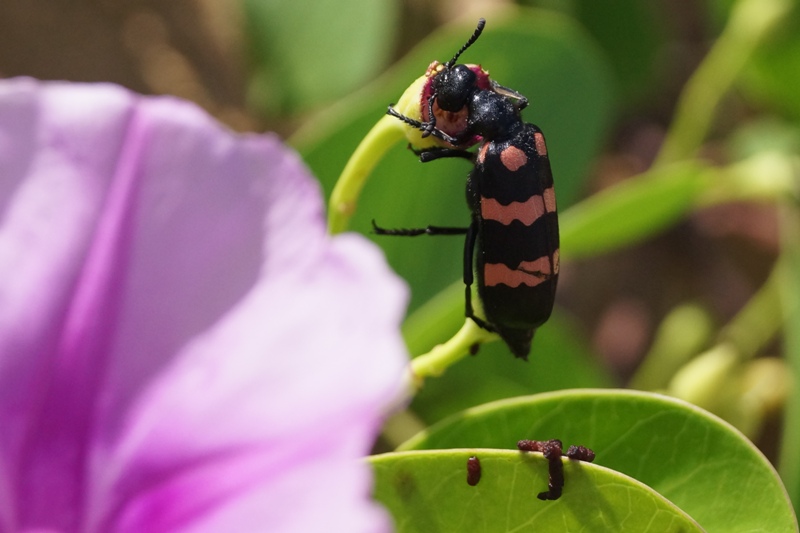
[
  {"left": 444, "top": 18, "right": 486, "bottom": 69},
  {"left": 386, "top": 105, "right": 460, "bottom": 145}
]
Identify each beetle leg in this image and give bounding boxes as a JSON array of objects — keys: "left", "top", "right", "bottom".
[
  {"left": 411, "top": 146, "right": 474, "bottom": 163},
  {"left": 463, "top": 218, "right": 495, "bottom": 332},
  {"left": 371, "top": 220, "right": 468, "bottom": 236},
  {"left": 490, "top": 80, "right": 529, "bottom": 110}
]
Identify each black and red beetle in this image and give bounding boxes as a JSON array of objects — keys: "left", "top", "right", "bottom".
[{"left": 373, "top": 19, "right": 558, "bottom": 360}]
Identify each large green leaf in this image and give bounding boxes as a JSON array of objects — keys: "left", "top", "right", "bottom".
[
  {"left": 243, "top": 0, "right": 399, "bottom": 115},
  {"left": 399, "top": 390, "right": 798, "bottom": 532},
  {"left": 521, "top": 0, "right": 666, "bottom": 105},
  {"left": 370, "top": 449, "right": 703, "bottom": 533}
]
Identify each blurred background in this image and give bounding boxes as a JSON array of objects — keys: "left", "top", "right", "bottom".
[{"left": 2, "top": 0, "right": 798, "bottom": 489}]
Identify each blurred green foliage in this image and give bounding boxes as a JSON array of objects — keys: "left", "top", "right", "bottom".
[
  {"left": 244, "top": 0, "right": 398, "bottom": 114},
  {"left": 522, "top": 0, "right": 666, "bottom": 105}
]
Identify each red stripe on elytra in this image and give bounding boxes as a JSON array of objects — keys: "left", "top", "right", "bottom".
[
  {"left": 480, "top": 186, "right": 555, "bottom": 226},
  {"left": 481, "top": 195, "right": 543, "bottom": 226},
  {"left": 534, "top": 132, "right": 547, "bottom": 156},
  {"left": 544, "top": 187, "right": 556, "bottom": 213},
  {"left": 500, "top": 145, "right": 527, "bottom": 171},
  {"left": 483, "top": 254, "right": 557, "bottom": 288}
]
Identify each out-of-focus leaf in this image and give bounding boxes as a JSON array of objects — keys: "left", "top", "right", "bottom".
[
  {"left": 243, "top": 0, "right": 399, "bottom": 115},
  {"left": 572, "top": 0, "right": 664, "bottom": 103},
  {"left": 522, "top": 0, "right": 666, "bottom": 104}
]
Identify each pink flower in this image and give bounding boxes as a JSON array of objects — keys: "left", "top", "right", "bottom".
[{"left": 0, "top": 78, "right": 408, "bottom": 532}]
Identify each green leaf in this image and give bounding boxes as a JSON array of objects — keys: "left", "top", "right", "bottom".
[
  {"left": 570, "top": 0, "right": 665, "bottom": 105},
  {"left": 243, "top": 0, "right": 399, "bottom": 115},
  {"left": 521, "top": 0, "right": 666, "bottom": 105},
  {"left": 370, "top": 449, "right": 703, "bottom": 533},
  {"left": 738, "top": 2, "right": 800, "bottom": 121},
  {"left": 399, "top": 390, "right": 798, "bottom": 532}
]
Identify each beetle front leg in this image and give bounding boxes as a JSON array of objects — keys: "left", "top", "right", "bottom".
[{"left": 411, "top": 146, "right": 474, "bottom": 163}]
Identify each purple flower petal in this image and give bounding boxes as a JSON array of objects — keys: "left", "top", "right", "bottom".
[{"left": 0, "top": 78, "right": 408, "bottom": 532}]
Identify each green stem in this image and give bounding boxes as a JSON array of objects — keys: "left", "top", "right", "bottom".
[
  {"left": 663, "top": 258, "right": 791, "bottom": 432},
  {"left": 409, "top": 320, "right": 496, "bottom": 385},
  {"left": 328, "top": 114, "right": 404, "bottom": 234},
  {"left": 718, "top": 263, "right": 783, "bottom": 361},
  {"left": 778, "top": 202, "right": 800, "bottom": 508},
  {"left": 654, "top": 0, "right": 791, "bottom": 167},
  {"left": 694, "top": 152, "right": 798, "bottom": 208},
  {"left": 694, "top": 154, "right": 797, "bottom": 360},
  {"left": 629, "top": 303, "right": 714, "bottom": 391},
  {"left": 327, "top": 72, "right": 434, "bottom": 235}
]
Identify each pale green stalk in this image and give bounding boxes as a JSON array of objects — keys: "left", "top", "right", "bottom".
[
  {"left": 778, "top": 202, "right": 800, "bottom": 508},
  {"left": 654, "top": 0, "right": 791, "bottom": 166},
  {"left": 328, "top": 115, "right": 403, "bottom": 234}
]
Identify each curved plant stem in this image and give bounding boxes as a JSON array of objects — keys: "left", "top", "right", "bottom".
[
  {"left": 328, "top": 72, "right": 434, "bottom": 235},
  {"left": 778, "top": 201, "right": 800, "bottom": 508},
  {"left": 328, "top": 115, "right": 404, "bottom": 234},
  {"left": 719, "top": 264, "right": 783, "bottom": 360},
  {"left": 409, "top": 320, "right": 496, "bottom": 386},
  {"left": 654, "top": 0, "right": 791, "bottom": 167}
]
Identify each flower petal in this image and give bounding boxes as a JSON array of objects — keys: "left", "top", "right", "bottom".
[{"left": 0, "top": 78, "right": 408, "bottom": 532}]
